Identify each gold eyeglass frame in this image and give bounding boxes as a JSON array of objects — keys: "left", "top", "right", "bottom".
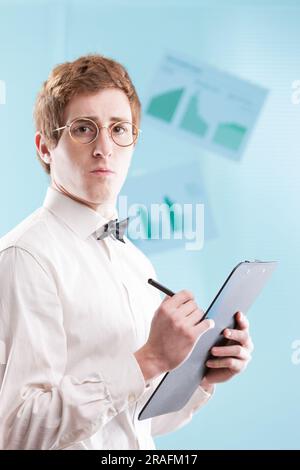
[{"left": 53, "top": 117, "right": 142, "bottom": 147}]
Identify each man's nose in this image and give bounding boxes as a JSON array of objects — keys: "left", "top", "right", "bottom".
[{"left": 92, "top": 127, "right": 113, "bottom": 158}]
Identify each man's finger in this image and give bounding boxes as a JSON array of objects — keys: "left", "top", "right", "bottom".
[
  {"left": 206, "top": 357, "right": 245, "bottom": 372},
  {"left": 186, "top": 308, "right": 205, "bottom": 325},
  {"left": 211, "top": 345, "right": 251, "bottom": 360},
  {"left": 196, "top": 318, "right": 215, "bottom": 337},
  {"left": 235, "top": 311, "right": 249, "bottom": 329},
  {"left": 223, "top": 328, "right": 249, "bottom": 345},
  {"left": 180, "top": 300, "right": 199, "bottom": 318},
  {"left": 165, "top": 289, "right": 194, "bottom": 308}
]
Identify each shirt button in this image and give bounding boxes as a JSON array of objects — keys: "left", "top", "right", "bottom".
[{"left": 128, "top": 393, "right": 136, "bottom": 403}]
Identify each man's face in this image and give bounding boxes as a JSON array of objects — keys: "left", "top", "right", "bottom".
[{"left": 46, "top": 88, "right": 135, "bottom": 212}]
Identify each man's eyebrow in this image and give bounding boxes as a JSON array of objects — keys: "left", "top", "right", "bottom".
[{"left": 76, "top": 115, "right": 131, "bottom": 123}]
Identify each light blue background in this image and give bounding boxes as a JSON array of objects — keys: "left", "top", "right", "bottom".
[{"left": 0, "top": 0, "right": 299, "bottom": 449}]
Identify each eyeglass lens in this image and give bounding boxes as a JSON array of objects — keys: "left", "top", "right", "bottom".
[{"left": 69, "top": 119, "right": 138, "bottom": 146}]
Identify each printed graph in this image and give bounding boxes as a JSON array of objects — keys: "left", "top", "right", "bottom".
[{"left": 145, "top": 53, "right": 268, "bottom": 160}]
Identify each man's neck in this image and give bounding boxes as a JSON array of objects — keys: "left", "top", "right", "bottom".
[{"left": 50, "top": 180, "right": 116, "bottom": 220}]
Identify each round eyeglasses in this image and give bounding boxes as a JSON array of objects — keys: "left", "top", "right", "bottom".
[{"left": 53, "top": 118, "right": 141, "bottom": 147}]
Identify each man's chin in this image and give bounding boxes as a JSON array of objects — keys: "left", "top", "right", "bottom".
[{"left": 83, "top": 191, "right": 117, "bottom": 208}]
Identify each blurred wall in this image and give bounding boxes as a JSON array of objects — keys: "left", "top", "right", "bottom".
[{"left": 0, "top": 0, "right": 299, "bottom": 449}]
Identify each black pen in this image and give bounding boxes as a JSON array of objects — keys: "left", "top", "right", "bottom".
[{"left": 148, "top": 278, "right": 175, "bottom": 297}]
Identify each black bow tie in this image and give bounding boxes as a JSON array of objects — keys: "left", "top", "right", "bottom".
[{"left": 96, "top": 217, "right": 129, "bottom": 243}]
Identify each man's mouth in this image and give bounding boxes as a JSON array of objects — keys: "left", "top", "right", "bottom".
[{"left": 90, "top": 168, "right": 115, "bottom": 175}]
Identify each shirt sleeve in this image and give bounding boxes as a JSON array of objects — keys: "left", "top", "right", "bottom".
[
  {"left": 0, "top": 246, "right": 147, "bottom": 450},
  {"left": 144, "top": 263, "right": 215, "bottom": 437},
  {"left": 151, "top": 385, "right": 215, "bottom": 437}
]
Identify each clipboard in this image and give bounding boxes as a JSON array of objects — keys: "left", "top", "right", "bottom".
[{"left": 138, "top": 260, "right": 278, "bottom": 420}]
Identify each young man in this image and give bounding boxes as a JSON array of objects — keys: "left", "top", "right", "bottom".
[{"left": 0, "top": 55, "right": 253, "bottom": 450}]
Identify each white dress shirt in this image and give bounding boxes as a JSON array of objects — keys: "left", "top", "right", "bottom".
[{"left": 0, "top": 186, "right": 212, "bottom": 450}]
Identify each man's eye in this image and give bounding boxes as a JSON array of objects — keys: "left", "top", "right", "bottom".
[
  {"left": 76, "top": 126, "right": 91, "bottom": 133},
  {"left": 113, "top": 126, "right": 126, "bottom": 134}
]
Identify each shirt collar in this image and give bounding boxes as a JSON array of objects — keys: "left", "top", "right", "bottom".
[{"left": 42, "top": 186, "right": 119, "bottom": 240}]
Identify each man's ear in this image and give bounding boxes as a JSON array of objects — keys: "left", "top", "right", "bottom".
[{"left": 35, "top": 132, "right": 52, "bottom": 164}]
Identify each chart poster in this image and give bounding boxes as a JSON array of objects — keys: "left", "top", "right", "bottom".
[{"left": 144, "top": 52, "right": 268, "bottom": 161}]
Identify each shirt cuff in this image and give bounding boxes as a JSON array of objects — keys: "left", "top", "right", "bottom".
[
  {"left": 99, "top": 351, "right": 147, "bottom": 414},
  {"left": 187, "top": 384, "right": 215, "bottom": 413}
]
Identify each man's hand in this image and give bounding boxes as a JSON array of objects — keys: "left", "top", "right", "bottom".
[
  {"left": 200, "top": 311, "right": 254, "bottom": 392},
  {"left": 135, "top": 290, "right": 214, "bottom": 382}
]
